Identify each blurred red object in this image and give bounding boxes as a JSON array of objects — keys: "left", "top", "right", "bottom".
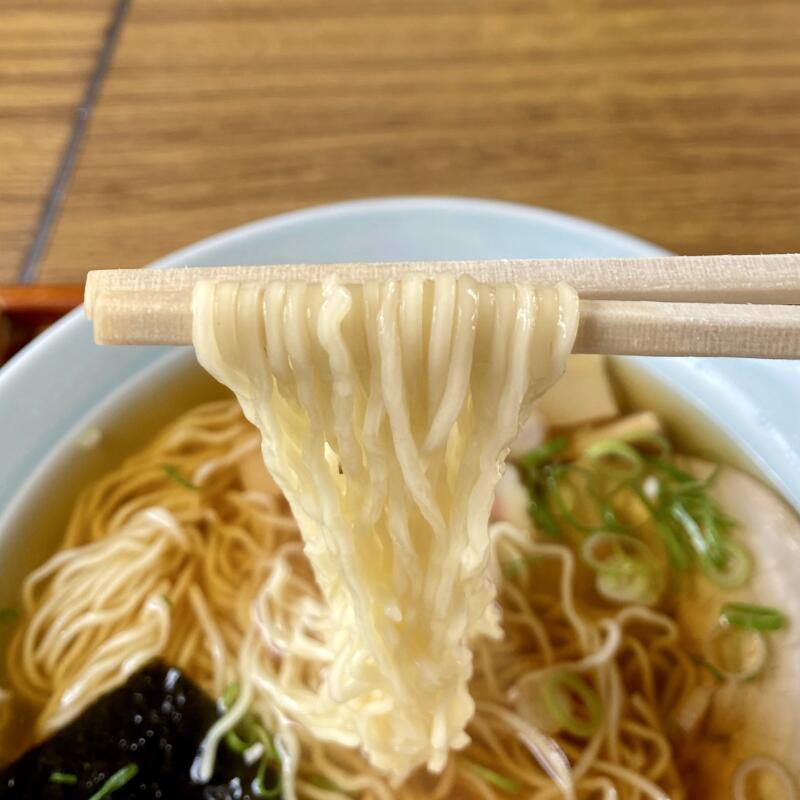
[{"left": 0, "top": 285, "right": 84, "bottom": 365}]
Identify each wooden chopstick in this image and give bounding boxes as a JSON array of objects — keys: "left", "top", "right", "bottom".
[
  {"left": 85, "top": 254, "right": 800, "bottom": 305},
  {"left": 83, "top": 254, "right": 800, "bottom": 358},
  {"left": 575, "top": 300, "right": 800, "bottom": 358}
]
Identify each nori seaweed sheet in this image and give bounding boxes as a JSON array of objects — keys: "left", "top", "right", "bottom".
[{"left": 0, "top": 661, "right": 281, "bottom": 798}]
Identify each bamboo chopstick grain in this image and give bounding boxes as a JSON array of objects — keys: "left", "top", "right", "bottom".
[
  {"left": 83, "top": 254, "right": 800, "bottom": 359},
  {"left": 576, "top": 301, "right": 800, "bottom": 358},
  {"left": 85, "top": 253, "right": 800, "bottom": 309}
]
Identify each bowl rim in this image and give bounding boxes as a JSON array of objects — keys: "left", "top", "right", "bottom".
[{"left": 1, "top": 196, "right": 798, "bottom": 518}]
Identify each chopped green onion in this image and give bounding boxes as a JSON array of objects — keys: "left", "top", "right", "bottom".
[
  {"left": 697, "top": 503, "right": 725, "bottom": 567},
  {"left": 653, "top": 518, "right": 691, "bottom": 572},
  {"left": 585, "top": 439, "right": 643, "bottom": 478},
  {"left": 596, "top": 566, "right": 660, "bottom": 606},
  {"left": 0, "top": 608, "right": 19, "bottom": 624},
  {"left": 221, "top": 681, "right": 239, "bottom": 711},
  {"left": 714, "top": 509, "right": 737, "bottom": 531},
  {"left": 519, "top": 436, "right": 567, "bottom": 470},
  {"left": 720, "top": 602, "right": 787, "bottom": 632},
  {"left": 700, "top": 540, "right": 751, "bottom": 589},
  {"left": 581, "top": 531, "right": 652, "bottom": 574},
  {"left": 308, "top": 774, "right": 343, "bottom": 792},
  {"left": 624, "top": 480, "right": 690, "bottom": 570},
  {"left": 529, "top": 501, "right": 561, "bottom": 537},
  {"left": 544, "top": 471, "right": 598, "bottom": 533},
  {"left": 705, "top": 624, "right": 767, "bottom": 682},
  {"left": 49, "top": 772, "right": 78, "bottom": 785},
  {"left": 221, "top": 702, "right": 277, "bottom": 763},
  {"left": 215, "top": 688, "right": 281, "bottom": 799},
  {"left": 87, "top": 763, "right": 138, "bottom": 800},
  {"left": 516, "top": 428, "right": 744, "bottom": 600},
  {"left": 463, "top": 758, "right": 521, "bottom": 793},
  {"left": 161, "top": 594, "right": 173, "bottom": 608},
  {"left": 162, "top": 464, "right": 199, "bottom": 491},
  {"left": 536, "top": 462, "right": 618, "bottom": 535},
  {"left": 645, "top": 457, "right": 698, "bottom": 486},
  {"left": 690, "top": 654, "right": 725, "bottom": 684},
  {"left": 225, "top": 729, "right": 252, "bottom": 754},
  {"left": 670, "top": 501, "right": 710, "bottom": 558},
  {"left": 253, "top": 758, "right": 282, "bottom": 798},
  {"left": 581, "top": 531, "right": 662, "bottom": 603},
  {"left": 243, "top": 715, "right": 275, "bottom": 754},
  {"left": 541, "top": 670, "right": 603, "bottom": 738}
]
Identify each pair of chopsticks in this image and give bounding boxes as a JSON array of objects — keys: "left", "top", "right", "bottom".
[{"left": 84, "top": 254, "right": 800, "bottom": 358}]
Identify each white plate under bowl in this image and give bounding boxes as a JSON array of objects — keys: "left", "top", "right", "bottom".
[{"left": 1, "top": 196, "right": 799, "bottom": 792}]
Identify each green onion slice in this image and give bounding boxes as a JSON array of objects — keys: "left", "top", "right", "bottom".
[
  {"left": 49, "top": 772, "right": 78, "bottom": 785},
  {"left": 221, "top": 681, "right": 240, "bottom": 711},
  {"left": 519, "top": 436, "right": 567, "bottom": 470},
  {"left": 670, "top": 501, "right": 710, "bottom": 558},
  {"left": 225, "top": 729, "right": 252, "bottom": 754},
  {"left": 464, "top": 758, "right": 521, "bottom": 793},
  {"left": 88, "top": 763, "right": 138, "bottom": 800},
  {"left": 697, "top": 503, "right": 725, "bottom": 567},
  {"left": 646, "top": 457, "right": 698, "bottom": 486},
  {"left": 245, "top": 716, "right": 275, "bottom": 754},
  {"left": 704, "top": 624, "right": 767, "bottom": 682},
  {"left": 544, "top": 468, "right": 606, "bottom": 533},
  {"left": 720, "top": 602, "right": 787, "bottom": 632},
  {"left": 581, "top": 532, "right": 652, "bottom": 574},
  {"left": 253, "top": 758, "right": 282, "bottom": 798},
  {"left": 690, "top": 654, "right": 725, "bottom": 684},
  {"left": 541, "top": 670, "right": 603, "bottom": 738},
  {"left": 652, "top": 517, "right": 691, "bottom": 572},
  {"left": 307, "top": 774, "right": 343, "bottom": 792},
  {"left": 528, "top": 499, "right": 562, "bottom": 537},
  {"left": 224, "top": 716, "right": 276, "bottom": 761},
  {"left": 585, "top": 439, "right": 643, "bottom": 479},
  {"left": 162, "top": 464, "right": 200, "bottom": 491},
  {"left": 700, "top": 540, "right": 751, "bottom": 589},
  {"left": 596, "top": 566, "right": 660, "bottom": 606}
]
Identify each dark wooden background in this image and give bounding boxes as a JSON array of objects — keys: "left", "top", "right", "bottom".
[{"left": 3, "top": 0, "right": 800, "bottom": 284}]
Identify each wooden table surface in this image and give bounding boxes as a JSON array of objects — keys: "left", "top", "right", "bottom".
[{"left": 3, "top": 0, "right": 800, "bottom": 285}]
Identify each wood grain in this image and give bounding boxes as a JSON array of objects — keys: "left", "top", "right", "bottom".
[
  {"left": 35, "top": 0, "right": 800, "bottom": 282},
  {"left": 0, "top": 1, "right": 115, "bottom": 281},
  {"left": 84, "top": 256, "right": 800, "bottom": 358},
  {"left": 84, "top": 254, "right": 800, "bottom": 308},
  {"left": 85, "top": 275, "right": 800, "bottom": 358}
]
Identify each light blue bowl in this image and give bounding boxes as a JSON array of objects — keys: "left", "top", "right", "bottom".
[{"left": 1, "top": 197, "right": 799, "bottom": 589}]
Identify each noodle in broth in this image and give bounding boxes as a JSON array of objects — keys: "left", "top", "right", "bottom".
[
  {"left": 3, "top": 399, "right": 697, "bottom": 799},
  {"left": 1, "top": 274, "right": 786, "bottom": 799}
]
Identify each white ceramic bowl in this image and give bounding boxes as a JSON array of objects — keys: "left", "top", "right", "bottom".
[
  {"left": 3, "top": 197, "right": 800, "bottom": 592},
  {"left": 2, "top": 197, "right": 800, "bottom": 792},
  {"left": 3, "top": 196, "right": 799, "bottom": 512}
]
